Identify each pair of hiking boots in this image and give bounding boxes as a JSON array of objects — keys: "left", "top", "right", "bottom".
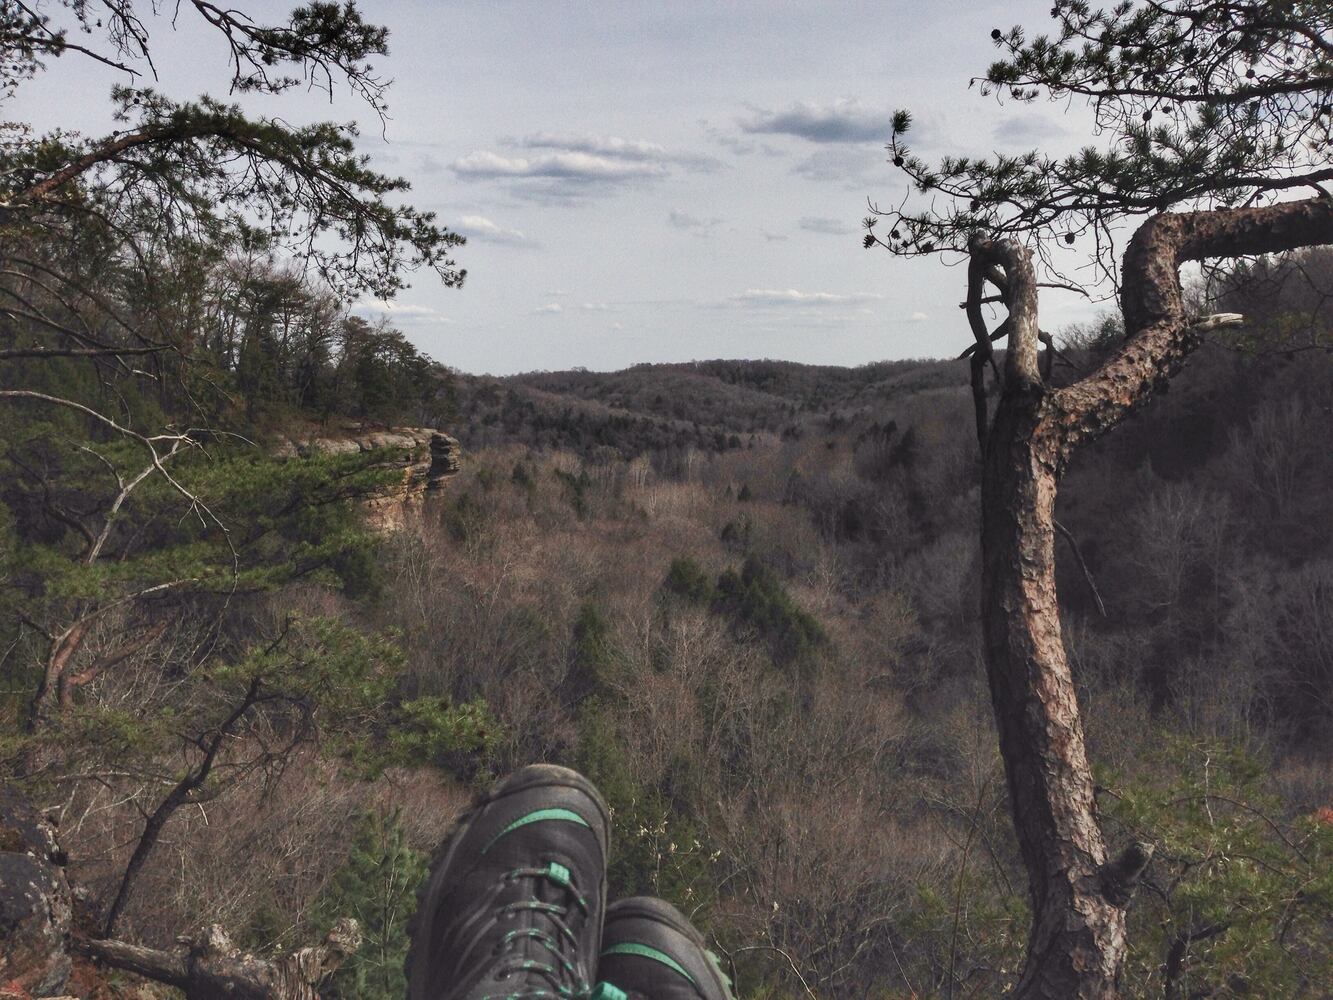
[{"left": 406, "top": 764, "right": 734, "bottom": 1000}]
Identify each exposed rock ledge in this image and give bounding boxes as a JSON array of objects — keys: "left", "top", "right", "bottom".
[
  {"left": 0, "top": 787, "right": 72, "bottom": 997},
  {"left": 272, "top": 427, "right": 461, "bottom": 531},
  {"left": 272, "top": 427, "right": 460, "bottom": 485}
]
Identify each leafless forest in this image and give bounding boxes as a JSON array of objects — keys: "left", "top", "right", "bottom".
[{"left": 24, "top": 259, "right": 1328, "bottom": 998}]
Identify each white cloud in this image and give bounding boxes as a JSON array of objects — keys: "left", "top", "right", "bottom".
[
  {"left": 741, "top": 98, "right": 892, "bottom": 144},
  {"left": 456, "top": 214, "right": 535, "bottom": 247},
  {"left": 907, "top": 311, "right": 929, "bottom": 322},
  {"left": 451, "top": 132, "right": 720, "bottom": 206},
  {"left": 350, "top": 299, "right": 451, "bottom": 324},
  {"left": 451, "top": 150, "right": 667, "bottom": 182},
  {"left": 520, "top": 132, "right": 667, "bottom": 161},
  {"left": 534, "top": 302, "right": 564, "bottom": 314},
  {"left": 798, "top": 216, "right": 854, "bottom": 236},
  {"left": 729, "top": 289, "right": 884, "bottom": 307},
  {"left": 518, "top": 132, "right": 724, "bottom": 173}
]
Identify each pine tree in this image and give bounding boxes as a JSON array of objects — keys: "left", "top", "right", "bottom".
[{"left": 314, "top": 810, "right": 428, "bottom": 1000}]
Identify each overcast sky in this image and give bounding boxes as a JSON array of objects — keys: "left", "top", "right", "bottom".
[{"left": 13, "top": 0, "right": 1103, "bottom": 375}]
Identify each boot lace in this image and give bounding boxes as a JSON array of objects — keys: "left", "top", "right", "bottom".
[{"left": 482, "top": 862, "right": 594, "bottom": 1000}]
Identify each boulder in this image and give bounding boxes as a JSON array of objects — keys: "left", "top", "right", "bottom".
[{"left": 0, "top": 788, "right": 72, "bottom": 998}]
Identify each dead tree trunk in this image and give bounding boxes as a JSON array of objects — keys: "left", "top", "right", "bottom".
[
  {"left": 84, "top": 919, "right": 361, "bottom": 1000},
  {"left": 972, "top": 196, "right": 1333, "bottom": 1000}
]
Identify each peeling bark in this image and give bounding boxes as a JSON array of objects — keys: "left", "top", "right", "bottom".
[{"left": 968, "top": 195, "right": 1333, "bottom": 1000}]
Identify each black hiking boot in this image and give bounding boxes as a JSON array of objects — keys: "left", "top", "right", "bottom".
[
  {"left": 597, "top": 897, "right": 735, "bottom": 1000},
  {"left": 406, "top": 764, "right": 611, "bottom": 1000}
]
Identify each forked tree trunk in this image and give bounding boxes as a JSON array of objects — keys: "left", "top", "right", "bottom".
[{"left": 974, "top": 196, "right": 1333, "bottom": 1000}]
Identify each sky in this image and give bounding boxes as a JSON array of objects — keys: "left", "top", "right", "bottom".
[{"left": 12, "top": 0, "right": 1106, "bottom": 375}]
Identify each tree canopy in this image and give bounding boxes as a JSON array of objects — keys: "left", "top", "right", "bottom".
[
  {"left": 870, "top": 0, "right": 1333, "bottom": 287},
  {"left": 2, "top": 3, "right": 464, "bottom": 300}
]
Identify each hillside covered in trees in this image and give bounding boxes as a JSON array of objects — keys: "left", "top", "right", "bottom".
[{"left": 7, "top": 261, "right": 1330, "bottom": 998}]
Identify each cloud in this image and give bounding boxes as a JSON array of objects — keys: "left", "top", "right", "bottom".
[
  {"left": 519, "top": 132, "right": 724, "bottom": 172},
  {"left": 798, "top": 216, "right": 854, "bottom": 236},
  {"left": 451, "top": 150, "right": 666, "bottom": 182},
  {"left": 792, "top": 146, "right": 887, "bottom": 188},
  {"left": 729, "top": 289, "right": 883, "bottom": 307},
  {"left": 520, "top": 132, "right": 669, "bottom": 160},
  {"left": 351, "top": 299, "right": 451, "bottom": 325},
  {"left": 456, "top": 214, "right": 536, "bottom": 247},
  {"left": 669, "top": 209, "right": 723, "bottom": 233},
  {"left": 580, "top": 302, "right": 615, "bottom": 311},
  {"left": 701, "top": 120, "right": 787, "bottom": 158},
  {"left": 451, "top": 132, "right": 721, "bottom": 205},
  {"left": 992, "top": 116, "right": 1069, "bottom": 146},
  {"left": 518, "top": 133, "right": 724, "bottom": 173},
  {"left": 741, "top": 98, "right": 892, "bottom": 144},
  {"left": 907, "top": 311, "right": 929, "bottom": 322},
  {"left": 761, "top": 230, "right": 790, "bottom": 242},
  {"left": 534, "top": 303, "right": 563, "bottom": 314}
]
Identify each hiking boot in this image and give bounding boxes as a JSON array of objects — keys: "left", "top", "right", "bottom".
[
  {"left": 406, "top": 764, "right": 611, "bottom": 1000},
  {"left": 597, "top": 897, "right": 735, "bottom": 1000}
]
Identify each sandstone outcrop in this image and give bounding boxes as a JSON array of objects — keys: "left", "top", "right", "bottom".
[{"left": 272, "top": 426, "right": 461, "bottom": 531}]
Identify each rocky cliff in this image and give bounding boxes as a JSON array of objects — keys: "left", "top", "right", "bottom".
[
  {"left": 0, "top": 788, "right": 72, "bottom": 997},
  {"left": 273, "top": 427, "right": 461, "bottom": 531}
]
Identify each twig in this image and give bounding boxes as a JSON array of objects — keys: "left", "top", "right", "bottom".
[{"left": 1054, "top": 520, "right": 1108, "bottom": 617}]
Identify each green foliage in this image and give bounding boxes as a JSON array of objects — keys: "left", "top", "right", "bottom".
[
  {"left": 661, "top": 556, "right": 827, "bottom": 671},
  {"left": 713, "top": 557, "right": 828, "bottom": 670},
  {"left": 313, "top": 809, "right": 427, "bottom": 1000},
  {"left": 510, "top": 461, "right": 536, "bottom": 494},
  {"left": 564, "top": 602, "right": 620, "bottom": 707},
  {"left": 553, "top": 467, "right": 591, "bottom": 519},
  {"left": 379, "top": 696, "right": 501, "bottom": 781},
  {"left": 574, "top": 699, "right": 718, "bottom": 915},
  {"left": 662, "top": 557, "right": 718, "bottom": 605},
  {"left": 719, "top": 515, "right": 752, "bottom": 552},
  {"left": 1102, "top": 737, "right": 1333, "bottom": 999},
  {"left": 897, "top": 874, "right": 1028, "bottom": 996},
  {"left": 873, "top": 2, "right": 1333, "bottom": 264}
]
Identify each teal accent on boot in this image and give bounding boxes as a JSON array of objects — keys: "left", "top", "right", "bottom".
[
  {"left": 590, "top": 983, "right": 628, "bottom": 1000},
  {"left": 600, "top": 942, "right": 697, "bottom": 986},
  {"left": 481, "top": 807, "right": 591, "bottom": 853}
]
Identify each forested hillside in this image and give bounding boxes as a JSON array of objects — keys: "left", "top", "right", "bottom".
[{"left": 5, "top": 254, "right": 1333, "bottom": 998}]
